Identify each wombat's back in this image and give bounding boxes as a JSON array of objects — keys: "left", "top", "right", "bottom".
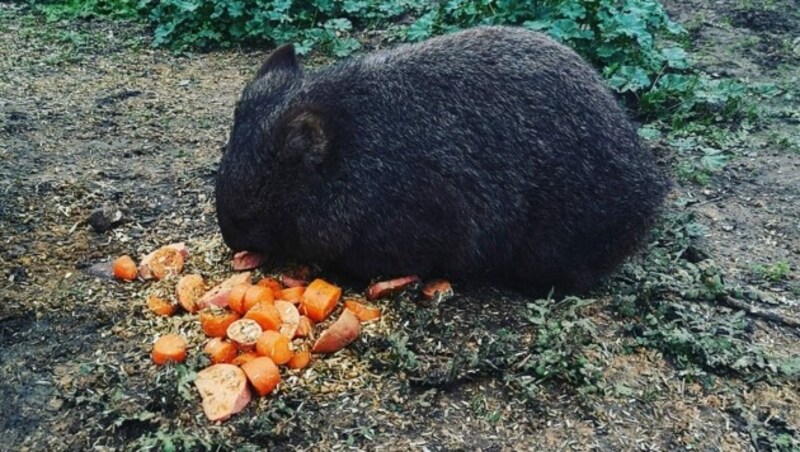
[{"left": 219, "top": 26, "right": 670, "bottom": 294}]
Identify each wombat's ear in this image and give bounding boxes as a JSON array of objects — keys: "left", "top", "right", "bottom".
[
  {"left": 257, "top": 43, "right": 299, "bottom": 78},
  {"left": 280, "top": 111, "right": 329, "bottom": 166}
]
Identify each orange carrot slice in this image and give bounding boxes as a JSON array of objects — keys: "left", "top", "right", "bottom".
[
  {"left": 287, "top": 346, "right": 311, "bottom": 370},
  {"left": 366, "top": 275, "right": 419, "bottom": 300},
  {"left": 344, "top": 299, "right": 381, "bottom": 322},
  {"left": 226, "top": 318, "right": 262, "bottom": 350},
  {"left": 152, "top": 334, "right": 188, "bottom": 365},
  {"left": 113, "top": 255, "right": 138, "bottom": 281},
  {"left": 255, "top": 330, "right": 293, "bottom": 365},
  {"left": 244, "top": 302, "right": 282, "bottom": 331},
  {"left": 240, "top": 357, "right": 281, "bottom": 397},
  {"left": 195, "top": 364, "right": 251, "bottom": 421},
  {"left": 176, "top": 274, "right": 206, "bottom": 313},
  {"left": 256, "top": 277, "right": 283, "bottom": 294},
  {"left": 147, "top": 293, "right": 177, "bottom": 316},
  {"left": 232, "top": 352, "right": 259, "bottom": 366},
  {"left": 199, "top": 308, "right": 241, "bottom": 338},
  {"left": 276, "top": 286, "right": 305, "bottom": 303},
  {"left": 300, "top": 279, "right": 342, "bottom": 322},
  {"left": 243, "top": 285, "right": 273, "bottom": 312},
  {"left": 227, "top": 283, "right": 252, "bottom": 315},
  {"left": 275, "top": 300, "right": 300, "bottom": 338},
  {"left": 204, "top": 338, "right": 238, "bottom": 364},
  {"left": 312, "top": 309, "right": 361, "bottom": 354}
]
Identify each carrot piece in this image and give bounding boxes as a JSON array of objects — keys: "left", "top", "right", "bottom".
[
  {"left": 366, "top": 275, "right": 420, "bottom": 300},
  {"left": 227, "top": 283, "right": 252, "bottom": 315},
  {"left": 274, "top": 300, "right": 300, "bottom": 338},
  {"left": 244, "top": 302, "right": 282, "bottom": 331},
  {"left": 255, "top": 330, "right": 293, "bottom": 365},
  {"left": 226, "top": 319, "right": 262, "bottom": 350},
  {"left": 422, "top": 279, "right": 454, "bottom": 301},
  {"left": 344, "top": 299, "right": 381, "bottom": 322},
  {"left": 147, "top": 293, "right": 177, "bottom": 316},
  {"left": 287, "top": 346, "right": 311, "bottom": 370},
  {"left": 152, "top": 334, "right": 188, "bottom": 365},
  {"left": 113, "top": 255, "right": 138, "bottom": 281},
  {"left": 199, "top": 308, "right": 241, "bottom": 338},
  {"left": 256, "top": 277, "right": 283, "bottom": 294},
  {"left": 276, "top": 286, "right": 305, "bottom": 303},
  {"left": 232, "top": 352, "right": 259, "bottom": 366},
  {"left": 299, "top": 279, "right": 342, "bottom": 322},
  {"left": 295, "top": 316, "right": 314, "bottom": 338},
  {"left": 204, "top": 338, "right": 239, "bottom": 364},
  {"left": 176, "top": 274, "right": 206, "bottom": 313},
  {"left": 195, "top": 364, "right": 251, "bottom": 421},
  {"left": 312, "top": 309, "right": 361, "bottom": 354},
  {"left": 138, "top": 246, "right": 185, "bottom": 280},
  {"left": 240, "top": 357, "right": 281, "bottom": 397},
  {"left": 243, "top": 285, "right": 273, "bottom": 312}
]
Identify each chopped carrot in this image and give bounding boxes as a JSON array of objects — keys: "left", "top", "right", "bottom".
[
  {"left": 227, "top": 283, "right": 252, "bottom": 314},
  {"left": 176, "top": 274, "right": 206, "bottom": 313},
  {"left": 240, "top": 357, "right": 281, "bottom": 396},
  {"left": 295, "top": 316, "right": 314, "bottom": 338},
  {"left": 195, "top": 364, "right": 251, "bottom": 421},
  {"left": 276, "top": 286, "right": 305, "bottom": 303},
  {"left": 287, "top": 346, "right": 311, "bottom": 370},
  {"left": 243, "top": 285, "right": 273, "bottom": 312},
  {"left": 256, "top": 277, "right": 283, "bottom": 294},
  {"left": 204, "top": 338, "right": 238, "bottom": 364},
  {"left": 300, "top": 279, "right": 342, "bottom": 322},
  {"left": 199, "top": 308, "right": 241, "bottom": 338},
  {"left": 113, "top": 255, "right": 138, "bottom": 281},
  {"left": 422, "top": 279, "right": 454, "bottom": 301},
  {"left": 312, "top": 309, "right": 361, "bottom": 354},
  {"left": 152, "top": 334, "right": 188, "bottom": 365},
  {"left": 244, "top": 302, "right": 282, "bottom": 331},
  {"left": 147, "top": 293, "right": 177, "bottom": 317},
  {"left": 232, "top": 352, "right": 259, "bottom": 366},
  {"left": 366, "top": 275, "right": 420, "bottom": 300},
  {"left": 225, "top": 318, "right": 262, "bottom": 350},
  {"left": 344, "top": 299, "right": 381, "bottom": 322},
  {"left": 275, "top": 300, "right": 300, "bottom": 338},
  {"left": 255, "top": 331, "right": 293, "bottom": 365}
]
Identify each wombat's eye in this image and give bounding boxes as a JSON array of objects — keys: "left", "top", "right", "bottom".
[{"left": 220, "top": 139, "right": 230, "bottom": 154}]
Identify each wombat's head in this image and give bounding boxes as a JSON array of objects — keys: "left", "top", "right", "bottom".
[{"left": 215, "top": 44, "right": 344, "bottom": 260}]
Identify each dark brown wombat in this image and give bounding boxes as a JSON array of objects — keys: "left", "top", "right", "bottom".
[{"left": 215, "top": 26, "right": 670, "bottom": 294}]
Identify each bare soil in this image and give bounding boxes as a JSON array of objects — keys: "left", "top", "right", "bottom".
[{"left": 1, "top": 0, "right": 798, "bottom": 450}]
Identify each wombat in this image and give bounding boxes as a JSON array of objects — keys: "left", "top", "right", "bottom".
[{"left": 215, "top": 26, "right": 670, "bottom": 294}]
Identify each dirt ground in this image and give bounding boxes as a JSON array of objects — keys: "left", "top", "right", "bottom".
[{"left": 1, "top": 0, "right": 798, "bottom": 450}]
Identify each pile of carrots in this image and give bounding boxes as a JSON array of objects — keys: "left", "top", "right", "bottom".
[{"left": 112, "top": 245, "right": 452, "bottom": 422}]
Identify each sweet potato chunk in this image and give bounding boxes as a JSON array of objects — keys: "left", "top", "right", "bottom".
[
  {"left": 365, "top": 276, "right": 419, "bottom": 300},
  {"left": 194, "top": 364, "right": 251, "bottom": 422},
  {"left": 196, "top": 272, "right": 251, "bottom": 310},
  {"left": 312, "top": 309, "right": 361, "bottom": 354}
]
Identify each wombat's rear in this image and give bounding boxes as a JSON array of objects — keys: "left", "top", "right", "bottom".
[{"left": 215, "top": 26, "right": 670, "bottom": 294}]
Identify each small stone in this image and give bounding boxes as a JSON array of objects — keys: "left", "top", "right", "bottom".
[{"left": 88, "top": 205, "right": 127, "bottom": 233}]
